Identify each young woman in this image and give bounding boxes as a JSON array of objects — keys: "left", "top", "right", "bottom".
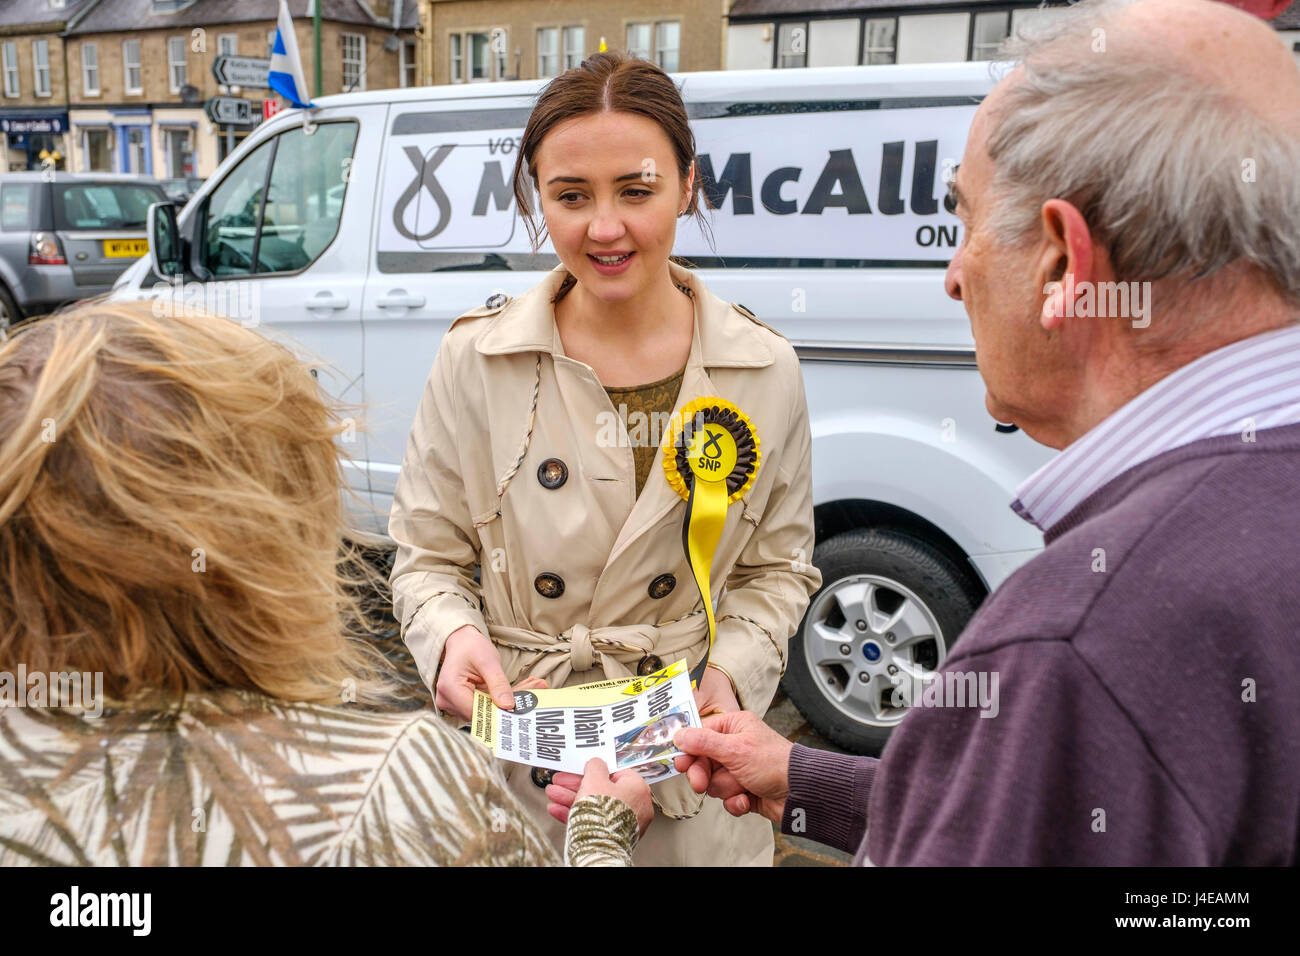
[
  {"left": 0, "top": 302, "right": 648, "bottom": 866},
  {"left": 389, "top": 50, "right": 822, "bottom": 866}
]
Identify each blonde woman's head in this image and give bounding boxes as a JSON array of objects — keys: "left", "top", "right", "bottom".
[{"left": 0, "top": 301, "right": 391, "bottom": 705}]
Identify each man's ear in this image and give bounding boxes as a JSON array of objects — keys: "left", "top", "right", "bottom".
[{"left": 1036, "top": 199, "right": 1095, "bottom": 331}]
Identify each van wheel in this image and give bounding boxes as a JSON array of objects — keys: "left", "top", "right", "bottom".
[{"left": 783, "top": 528, "right": 983, "bottom": 756}]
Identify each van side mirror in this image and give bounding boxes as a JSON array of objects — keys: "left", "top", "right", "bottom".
[{"left": 147, "top": 201, "right": 183, "bottom": 278}]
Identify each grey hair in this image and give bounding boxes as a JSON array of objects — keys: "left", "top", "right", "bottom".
[{"left": 985, "top": 0, "right": 1300, "bottom": 309}]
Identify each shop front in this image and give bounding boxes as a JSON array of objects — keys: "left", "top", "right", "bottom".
[{"left": 0, "top": 110, "right": 70, "bottom": 171}]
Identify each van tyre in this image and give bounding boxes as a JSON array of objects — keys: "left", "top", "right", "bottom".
[{"left": 783, "top": 528, "right": 983, "bottom": 756}]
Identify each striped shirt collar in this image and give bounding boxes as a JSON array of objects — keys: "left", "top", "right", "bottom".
[{"left": 1011, "top": 323, "right": 1300, "bottom": 532}]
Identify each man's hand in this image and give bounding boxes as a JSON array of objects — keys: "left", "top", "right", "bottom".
[
  {"left": 545, "top": 758, "right": 654, "bottom": 838},
  {"left": 672, "top": 710, "right": 794, "bottom": 825},
  {"left": 677, "top": 665, "right": 742, "bottom": 794},
  {"left": 435, "top": 624, "right": 516, "bottom": 720}
]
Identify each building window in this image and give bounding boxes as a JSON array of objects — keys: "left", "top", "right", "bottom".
[
  {"left": 2, "top": 42, "right": 18, "bottom": 97},
  {"left": 970, "top": 11, "right": 1011, "bottom": 60},
  {"left": 777, "top": 22, "right": 807, "bottom": 68},
  {"left": 562, "top": 26, "right": 584, "bottom": 69},
  {"left": 537, "top": 27, "right": 558, "bottom": 78},
  {"left": 81, "top": 128, "right": 112, "bottom": 172},
  {"left": 627, "top": 24, "right": 650, "bottom": 60},
  {"left": 126, "top": 127, "right": 147, "bottom": 174},
  {"left": 449, "top": 33, "right": 463, "bottom": 82},
  {"left": 655, "top": 22, "right": 679, "bottom": 72},
  {"left": 469, "top": 32, "right": 489, "bottom": 81},
  {"left": 168, "top": 36, "right": 187, "bottom": 92},
  {"left": 862, "top": 18, "right": 897, "bottom": 65},
  {"left": 122, "top": 39, "right": 142, "bottom": 94},
  {"left": 401, "top": 39, "right": 417, "bottom": 87},
  {"left": 33, "top": 39, "right": 51, "bottom": 97},
  {"left": 163, "top": 127, "right": 194, "bottom": 178},
  {"left": 218, "top": 34, "right": 238, "bottom": 57},
  {"left": 491, "top": 29, "right": 509, "bottom": 80},
  {"left": 82, "top": 42, "right": 99, "bottom": 95},
  {"left": 342, "top": 34, "right": 365, "bottom": 91}
]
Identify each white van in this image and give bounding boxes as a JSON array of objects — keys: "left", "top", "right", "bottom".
[{"left": 116, "top": 61, "right": 1053, "bottom": 754}]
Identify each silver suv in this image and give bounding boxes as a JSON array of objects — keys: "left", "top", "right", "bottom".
[{"left": 0, "top": 172, "right": 167, "bottom": 333}]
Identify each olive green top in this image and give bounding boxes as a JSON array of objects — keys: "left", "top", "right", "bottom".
[{"left": 604, "top": 365, "right": 687, "bottom": 499}]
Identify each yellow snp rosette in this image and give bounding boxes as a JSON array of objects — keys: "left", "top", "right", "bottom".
[{"left": 661, "top": 396, "right": 761, "bottom": 691}]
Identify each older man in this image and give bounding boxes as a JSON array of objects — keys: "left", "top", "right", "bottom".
[{"left": 670, "top": 0, "right": 1300, "bottom": 865}]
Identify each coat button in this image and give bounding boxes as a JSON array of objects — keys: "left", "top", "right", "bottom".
[
  {"left": 637, "top": 654, "right": 664, "bottom": 676},
  {"left": 534, "top": 572, "right": 565, "bottom": 599},
  {"left": 648, "top": 573, "right": 676, "bottom": 599},
  {"left": 537, "top": 458, "right": 568, "bottom": 489},
  {"left": 485, "top": 292, "right": 508, "bottom": 309},
  {"left": 531, "top": 766, "right": 555, "bottom": 789}
]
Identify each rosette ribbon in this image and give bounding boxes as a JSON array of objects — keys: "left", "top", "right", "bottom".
[{"left": 661, "top": 397, "right": 761, "bottom": 690}]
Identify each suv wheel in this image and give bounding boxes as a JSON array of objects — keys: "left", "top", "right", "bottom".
[
  {"left": 0, "top": 285, "right": 18, "bottom": 340},
  {"left": 783, "top": 528, "right": 984, "bottom": 756}
]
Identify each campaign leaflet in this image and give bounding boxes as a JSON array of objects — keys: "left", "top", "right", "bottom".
[{"left": 470, "top": 659, "right": 702, "bottom": 784}]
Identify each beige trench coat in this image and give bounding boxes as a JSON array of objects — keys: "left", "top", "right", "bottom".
[{"left": 389, "top": 260, "right": 822, "bottom": 866}]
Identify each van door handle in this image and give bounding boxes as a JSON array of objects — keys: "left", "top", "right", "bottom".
[
  {"left": 306, "top": 292, "right": 350, "bottom": 310},
  {"left": 377, "top": 290, "right": 426, "bottom": 309}
]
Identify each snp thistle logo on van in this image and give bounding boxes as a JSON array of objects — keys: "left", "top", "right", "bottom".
[
  {"left": 378, "top": 101, "right": 975, "bottom": 267},
  {"left": 391, "top": 144, "right": 455, "bottom": 242}
]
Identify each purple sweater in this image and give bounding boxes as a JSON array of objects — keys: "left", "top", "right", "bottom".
[{"left": 782, "top": 424, "right": 1300, "bottom": 865}]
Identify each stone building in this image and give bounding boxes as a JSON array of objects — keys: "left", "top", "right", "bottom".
[
  {"left": 416, "top": 0, "right": 724, "bottom": 84},
  {"left": 0, "top": 0, "right": 420, "bottom": 177},
  {"left": 0, "top": 0, "right": 79, "bottom": 171}
]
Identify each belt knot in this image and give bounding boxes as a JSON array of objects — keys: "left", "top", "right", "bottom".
[{"left": 566, "top": 622, "right": 595, "bottom": 672}]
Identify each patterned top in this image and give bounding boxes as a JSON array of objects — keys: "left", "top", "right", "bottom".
[
  {"left": 0, "top": 691, "right": 637, "bottom": 867},
  {"left": 604, "top": 366, "right": 687, "bottom": 498}
]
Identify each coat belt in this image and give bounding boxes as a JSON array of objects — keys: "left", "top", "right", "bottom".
[{"left": 486, "top": 609, "right": 708, "bottom": 688}]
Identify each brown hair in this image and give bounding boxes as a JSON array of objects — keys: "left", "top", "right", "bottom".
[
  {"left": 0, "top": 302, "right": 395, "bottom": 706},
  {"left": 512, "top": 49, "right": 715, "bottom": 268}
]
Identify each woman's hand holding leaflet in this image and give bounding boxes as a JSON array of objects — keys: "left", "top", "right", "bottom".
[
  {"left": 545, "top": 760, "right": 654, "bottom": 838},
  {"left": 437, "top": 625, "right": 543, "bottom": 719}
]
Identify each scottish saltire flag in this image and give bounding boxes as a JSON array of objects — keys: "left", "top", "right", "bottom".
[{"left": 268, "top": 0, "right": 314, "bottom": 109}]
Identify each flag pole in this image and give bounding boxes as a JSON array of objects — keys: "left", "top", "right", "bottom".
[{"left": 313, "top": 1, "right": 322, "bottom": 97}]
